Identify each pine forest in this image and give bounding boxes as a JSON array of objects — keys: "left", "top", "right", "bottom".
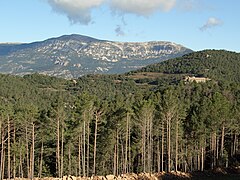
[{"left": 0, "top": 50, "right": 240, "bottom": 179}]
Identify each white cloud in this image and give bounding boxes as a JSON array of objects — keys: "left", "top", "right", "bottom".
[
  {"left": 46, "top": 0, "right": 178, "bottom": 25},
  {"left": 48, "top": 0, "right": 106, "bottom": 25},
  {"left": 200, "top": 17, "right": 223, "bottom": 31},
  {"left": 45, "top": 0, "right": 204, "bottom": 25},
  {"left": 110, "top": 0, "right": 176, "bottom": 16}
]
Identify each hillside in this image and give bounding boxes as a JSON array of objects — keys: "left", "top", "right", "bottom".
[
  {"left": 0, "top": 34, "right": 192, "bottom": 78},
  {"left": 128, "top": 50, "right": 240, "bottom": 85}
]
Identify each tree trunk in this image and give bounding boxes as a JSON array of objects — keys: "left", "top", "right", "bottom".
[
  {"left": 128, "top": 121, "right": 131, "bottom": 173},
  {"left": 157, "top": 138, "right": 160, "bottom": 172},
  {"left": 201, "top": 146, "right": 204, "bottom": 171},
  {"left": 87, "top": 121, "right": 90, "bottom": 177},
  {"left": 7, "top": 115, "right": 11, "bottom": 180},
  {"left": 161, "top": 121, "right": 164, "bottom": 172},
  {"left": 20, "top": 148, "right": 23, "bottom": 178},
  {"left": 113, "top": 143, "right": 117, "bottom": 176},
  {"left": 233, "top": 133, "right": 237, "bottom": 156},
  {"left": 148, "top": 115, "right": 152, "bottom": 173},
  {"left": 39, "top": 142, "right": 43, "bottom": 178},
  {"left": 167, "top": 116, "right": 171, "bottom": 172},
  {"left": 31, "top": 123, "right": 35, "bottom": 180},
  {"left": 68, "top": 145, "right": 71, "bottom": 175},
  {"left": 197, "top": 145, "right": 200, "bottom": 171},
  {"left": 61, "top": 125, "right": 64, "bottom": 178},
  {"left": 56, "top": 116, "right": 60, "bottom": 177},
  {"left": 93, "top": 113, "right": 98, "bottom": 175},
  {"left": 216, "top": 135, "right": 219, "bottom": 166},
  {"left": 211, "top": 132, "right": 216, "bottom": 169},
  {"left": 121, "top": 143, "right": 124, "bottom": 174},
  {"left": 220, "top": 125, "right": 225, "bottom": 158},
  {"left": 78, "top": 135, "right": 81, "bottom": 176},
  {"left": 0, "top": 122, "right": 4, "bottom": 180},
  {"left": 142, "top": 119, "right": 146, "bottom": 172},
  {"left": 81, "top": 132, "right": 84, "bottom": 176},
  {"left": 184, "top": 146, "right": 187, "bottom": 172},
  {"left": 13, "top": 123, "right": 16, "bottom": 179},
  {"left": 175, "top": 118, "right": 178, "bottom": 172},
  {"left": 83, "top": 120, "right": 86, "bottom": 177},
  {"left": 30, "top": 144, "right": 32, "bottom": 179},
  {"left": 2, "top": 150, "right": 5, "bottom": 180},
  {"left": 124, "top": 113, "right": 129, "bottom": 174}
]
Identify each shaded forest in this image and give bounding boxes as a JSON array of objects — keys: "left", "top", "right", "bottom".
[{"left": 0, "top": 50, "right": 240, "bottom": 179}]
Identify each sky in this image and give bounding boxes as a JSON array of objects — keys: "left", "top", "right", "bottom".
[{"left": 0, "top": 0, "right": 239, "bottom": 52}]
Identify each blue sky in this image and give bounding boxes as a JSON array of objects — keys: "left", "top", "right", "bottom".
[{"left": 0, "top": 0, "right": 239, "bottom": 52}]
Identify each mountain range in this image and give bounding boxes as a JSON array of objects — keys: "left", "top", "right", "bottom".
[{"left": 0, "top": 34, "right": 192, "bottom": 78}]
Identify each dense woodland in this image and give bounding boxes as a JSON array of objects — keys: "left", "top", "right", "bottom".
[{"left": 0, "top": 50, "right": 240, "bottom": 179}]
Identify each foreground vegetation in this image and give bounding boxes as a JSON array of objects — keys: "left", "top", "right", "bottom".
[{"left": 0, "top": 50, "right": 240, "bottom": 179}]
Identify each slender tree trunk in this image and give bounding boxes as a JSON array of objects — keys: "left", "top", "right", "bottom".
[
  {"left": 83, "top": 120, "right": 86, "bottom": 177},
  {"left": 201, "top": 146, "right": 204, "bottom": 171},
  {"left": 93, "top": 113, "right": 98, "bottom": 175},
  {"left": 78, "top": 135, "right": 81, "bottom": 176},
  {"left": 124, "top": 113, "right": 129, "bottom": 174},
  {"left": 147, "top": 116, "right": 149, "bottom": 172},
  {"left": 211, "top": 132, "right": 216, "bottom": 169},
  {"left": 197, "top": 145, "right": 200, "bottom": 171},
  {"left": 87, "top": 121, "right": 90, "bottom": 177},
  {"left": 236, "top": 133, "right": 239, "bottom": 153},
  {"left": 121, "top": 143, "right": 124, "bottom": 174},
  {"left": 81, "top": 130, "right": 84, "bottom": 176},
  {"left": 114, "top": 143, "right": 117, "bottom": 176},
  {"left": 216, "top": 135, "right": 219, "bottom": 166},
  {"left": 13, "top": 123, "right": 16, "bottom": 179},
  {"left": 30, "top": 144, "right": 32, "bottom": 179},
  {"left": 180, "top": 144, "right": 184, "bottom": 172},
  {"left": 31, "top": 123, "right": 35, "bottom": 180},
  {"left": 142, "top": 119, "right": 146, "bottom": 172},
  {"left": 167, "top": 116, "right": 171, "bottom": 172},
  {"left": 56, "top": 116, "right": 60, "bottom": 177},
  {"left": 233, "top": 133, "right": 237, "bottom": 156},
  {"left": 157, "top": 138, "right": 160, "bottom": 172},
  {"left": 184, "top": 146, "right": 187, "bottom": 172},
  {"left": 0, "top": 123, "right": 4, "bottom": 180},
  {"left": 128, "top": 122, "right": 131, "bottom": 173},
  {"left": 148, "top": 116, "right": 152, "bottom": 173},
  {"left": 61, "top": 126, "right": 64, "bottom": 178},
  {"left": 20, "top": 148, "right": 23, "bottom": 178},
  {"left": 116, "top": 129, "right": 119, "bottom": 176},
  {"left": 220, "top": 125, "right": 225, "bottom": 158},
  {"left": 68, "top": 145, "right": 71, "bottom": 175},
  {"left": 39, "top": 142, "right": 43, "bottom": 178},
  {"left": 175, "top": 118, "right": 178, "bottom": 172},
  {"left": 7, "top": 115, "right": 11, "bottom": 180},
  {"left": 190, "top": 154, "right": 193, "bottom": 171},
  {"left": 161, "top": 121, "right": 164, "bottom": 172},
  {"left": 2, "top": 149, "right": 5, "bottom": 180}
]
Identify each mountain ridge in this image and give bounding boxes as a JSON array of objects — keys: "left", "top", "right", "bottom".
[{"left": 0, "top": 34, "right": 192, "bottom": 78}]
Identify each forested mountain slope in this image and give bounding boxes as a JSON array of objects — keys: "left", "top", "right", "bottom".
[
  {"left": 136, "top": 50, "right": 240, "bottom": 83},
  {"left": 0, "top": 50, "right": 240, "bottom": 178}
]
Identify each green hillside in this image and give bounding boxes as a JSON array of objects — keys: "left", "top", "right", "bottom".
[{"left": 136, "top": 50, "right": 240, "bottom": 83}]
